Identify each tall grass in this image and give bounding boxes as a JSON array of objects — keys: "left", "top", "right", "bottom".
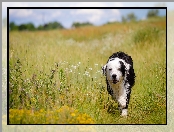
[{"left": 9, "top": 18, "right": 166, "bottom": 124}]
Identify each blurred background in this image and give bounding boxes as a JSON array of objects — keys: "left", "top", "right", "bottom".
[{"left": 2, "top": 2, "right": 172, "bottom": 30}]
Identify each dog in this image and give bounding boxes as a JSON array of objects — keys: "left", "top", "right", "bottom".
[{"left": 102, "top": 51, "right": 135, "bottom": 116}]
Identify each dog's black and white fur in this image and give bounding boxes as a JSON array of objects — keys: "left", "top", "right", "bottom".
[{"left": 102, "top": 51, "right": 135, "bottom": 116}]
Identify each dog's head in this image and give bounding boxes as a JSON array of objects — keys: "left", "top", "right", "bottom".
[{"left": 102, "top": 58, "right": 127, "bottom": 84}]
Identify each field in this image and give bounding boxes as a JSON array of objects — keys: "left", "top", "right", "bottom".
[{"left": 8, "top": 17, "right": 166, "bottom": 124}]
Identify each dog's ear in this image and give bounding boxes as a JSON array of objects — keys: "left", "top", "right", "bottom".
[
  {"left": 102, "top": 64, "right": 107, "bottom": 76},
  {"left": 119, "top": 61, "right": 126, "bottom": 77}
]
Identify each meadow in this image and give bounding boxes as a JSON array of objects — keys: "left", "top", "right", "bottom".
[{"left": 9, "top": 17, "right": 166, "bottom": 124}]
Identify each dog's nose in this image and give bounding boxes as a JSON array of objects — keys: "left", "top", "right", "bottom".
[{"left": 112, "top": 74, "right": 117, "bottom": 79}]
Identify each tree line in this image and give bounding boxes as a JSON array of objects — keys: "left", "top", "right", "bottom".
[
  {"left": 9, "top": 21, "right": 95, "bottom": 31},
  {"left": 9, "top": 9, "right": 161, "bottom": 31},
  {"left": 9, "top": 21, "right": 64, "bottom": 31},
  {"left": 121, "top": 9, "right": 160, "bottom": 22}
]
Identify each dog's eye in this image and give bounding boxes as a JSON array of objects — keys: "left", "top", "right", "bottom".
[{"left": 109, "top": 68, "right": 112, "bottom": 71}]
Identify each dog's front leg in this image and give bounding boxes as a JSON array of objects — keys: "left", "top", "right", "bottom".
[{"left": 118, "top": 96, "right": 128, "bottom": 117}]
